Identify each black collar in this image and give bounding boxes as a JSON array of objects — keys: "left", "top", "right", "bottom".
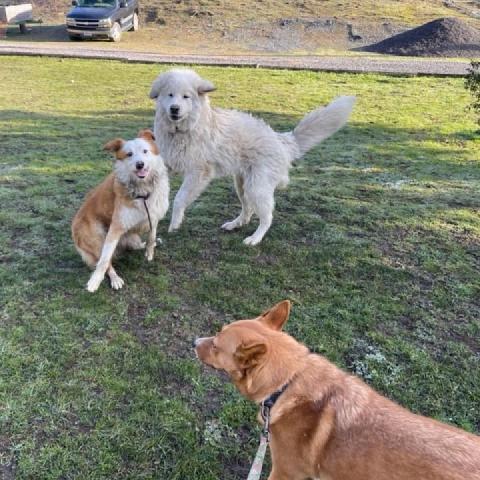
[
  {"left": 262, "top": 382, "right": 290, "bottom": 410},
  {"left": 260, "top": 381, "right": 290, "bottom": 442}
]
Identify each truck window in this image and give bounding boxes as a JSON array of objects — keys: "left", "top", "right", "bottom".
[{"left": 77, "top": 0, "right": 117, "bottom": 7}]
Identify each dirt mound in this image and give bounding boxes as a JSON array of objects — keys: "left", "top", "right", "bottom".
[{"left": 362, "top": 17, "right": 480, "bottom": 57}]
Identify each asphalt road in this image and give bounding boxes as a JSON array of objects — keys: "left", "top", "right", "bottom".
[{"left": 0, "top": 42, "right": 473, "bottom": 76}]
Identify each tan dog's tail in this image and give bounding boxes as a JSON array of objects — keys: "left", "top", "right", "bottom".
[{"left": 293, "top": 95, "right": 356, "bottom": 157}]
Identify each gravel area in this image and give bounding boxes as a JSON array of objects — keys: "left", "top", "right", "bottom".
[{"left": 0, "top": 42, "right": 473, "bottom": 76}]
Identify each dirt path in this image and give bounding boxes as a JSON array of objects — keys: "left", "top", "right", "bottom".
[{"left": 0, "top": 42, "right": 472, "bottom": 76}]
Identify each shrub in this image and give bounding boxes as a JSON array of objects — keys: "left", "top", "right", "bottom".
[{"left": 465, "top": 61, "right": 480, "bottom": 127}]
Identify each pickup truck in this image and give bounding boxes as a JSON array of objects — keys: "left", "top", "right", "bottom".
[{"left": 66, "top": 0, "right": 139, "bottom": 42}]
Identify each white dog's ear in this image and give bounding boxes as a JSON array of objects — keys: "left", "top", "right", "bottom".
[
  {"left": 197, "top": 79, "right": 216, "bottom": 95},
  {"left": 149, "top": 80, "right": 161, "bottom": 99}
]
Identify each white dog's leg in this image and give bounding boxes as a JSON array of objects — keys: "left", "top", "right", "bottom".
[
  {"left": 87, "top": 227, "right": 124, "bottom": 292},
  {"left": 243, "top": 186, "right": 274, "bottom": 246},
  {"left": 169, "top": 172, "right": 212, "bottom": 232},
  {"left": 222, "top": 175, "right": 254, "bottom": 231}
]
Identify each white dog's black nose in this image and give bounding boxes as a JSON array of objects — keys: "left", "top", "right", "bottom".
[
  {"left": 170, "top": 105, "right": 180, "bottom": 115},
  {"left": 136, "top": 161, "right": 144, "bottom": 170}
]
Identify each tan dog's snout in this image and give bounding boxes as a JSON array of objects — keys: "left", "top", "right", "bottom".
[{"left": 193, "top": 336, "right": 213, "bottom": 361}]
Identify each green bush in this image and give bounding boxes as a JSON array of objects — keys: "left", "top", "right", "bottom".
[{"left": 465, "top": 61, "right": 480, "bottom": 127}]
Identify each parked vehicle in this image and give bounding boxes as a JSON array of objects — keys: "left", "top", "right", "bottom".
[{"left": 66, "top": 0, "right": 139, "bottom": 42}]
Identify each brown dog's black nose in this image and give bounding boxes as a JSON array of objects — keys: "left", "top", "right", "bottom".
[
  {"left": 192, "top": 338, "right": 198, "bottom": 348},
  {"left": 136, "top": 161, "right": 144, "bottom": 170}
]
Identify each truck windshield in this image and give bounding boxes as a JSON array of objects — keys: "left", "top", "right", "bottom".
[{"left": 77, "top": 0, "right": 116, "bottom": 7}]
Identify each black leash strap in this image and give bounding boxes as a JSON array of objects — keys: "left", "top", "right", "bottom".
[{"left": 135, "top": 194, "right": 152, "bottom": 233}]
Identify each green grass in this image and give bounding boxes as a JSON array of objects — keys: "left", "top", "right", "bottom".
[{"left": 0, "top": 56, "right": 479, "bottom": 479}]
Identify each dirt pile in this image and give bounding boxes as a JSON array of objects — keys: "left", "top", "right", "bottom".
[{"left": 362, "top": 17, "right": 480, "bottom": 57}]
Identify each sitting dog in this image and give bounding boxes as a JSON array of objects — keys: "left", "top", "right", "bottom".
[
  {"left": 150, "top": 69, "right": 355, "bottom": 245},
  {"left": 72, "top": 129, "right": 169, "bottom": 293},
  {"left": 195, "top": 301, "right": 480, "bottom": 480}
]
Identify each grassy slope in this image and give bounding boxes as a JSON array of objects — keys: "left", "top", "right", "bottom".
[
  {"left": 30, "top": 0, "right": 476, "bottom": 25},
  {"left": 0, "top": 56, "right": 479, "bottom": 479}
]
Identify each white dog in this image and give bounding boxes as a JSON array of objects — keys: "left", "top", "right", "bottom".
[{"left": 151, "top": 69, "right": 355, "bottom": 245}]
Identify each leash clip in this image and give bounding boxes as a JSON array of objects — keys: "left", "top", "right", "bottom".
[{"left": 260, "top": 402, "right": 271, "bottom": 443}]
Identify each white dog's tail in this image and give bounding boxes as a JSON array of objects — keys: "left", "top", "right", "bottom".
[{"left": 292, "top": 96, "right": 356, "bottom": 157}]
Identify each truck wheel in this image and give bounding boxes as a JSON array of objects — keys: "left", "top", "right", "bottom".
[
  {"left": 69, "top": 34, "right": 82, "bottom": 41},
  {"left": 109, "top": 22, "right": 122, "bottom": 42},
  {"left": 130, "top": 12, "right": 139, "bottom": 31}
]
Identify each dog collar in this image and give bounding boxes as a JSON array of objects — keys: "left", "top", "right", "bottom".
[{"left": 260, "top": 382, "right": 290, "bottom": 441}]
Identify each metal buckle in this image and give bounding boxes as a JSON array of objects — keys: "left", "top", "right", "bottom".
[{"left": 261, "top": 403, "right": 271, "bottom": 443}]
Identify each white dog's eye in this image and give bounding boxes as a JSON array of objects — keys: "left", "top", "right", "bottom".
[
  {"left": 183, "top": 94, "right": 190, "bottom": 99},
  {"left": 127, "top": 152, "right": 133, "bottom": 157},
  {"left": 168, "top": 93, "right": 173, "bottom": 97},
  {"left": 143, "top": 149, "right": 148, "bottom": 154}
]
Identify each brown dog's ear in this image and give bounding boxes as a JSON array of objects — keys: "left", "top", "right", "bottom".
[
  {"left": 138, "top": 129, "right": 156, "bottom": 142},
  {"left": 234, "top": 341, "right": 267, "bottom": 370},
  {"left": 103, "top": 138, "right": 125, "bottom": 153},
  {"left": 197, "top": 78, "right": 216, "bottom": 95},
  {"left": 259, "top": 300, "right": 291, "bottom": 331}
]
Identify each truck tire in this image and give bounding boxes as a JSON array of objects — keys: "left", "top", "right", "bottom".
[
  {"left": 69, "top": 34, "right": 82, "bottom": 41},
  {"left": 130, "top": 12, "right": 139, "bottom": 31},
  {"left": 109, "top": 22, "right": 122, "bottom": 42}
]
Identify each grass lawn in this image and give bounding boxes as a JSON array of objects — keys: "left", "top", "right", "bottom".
[{"left": 0, "top": 56, "right": 479, "bottom": 479}]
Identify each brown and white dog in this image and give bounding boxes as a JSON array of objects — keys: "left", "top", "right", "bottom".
[
  {"left": 72, "top": 129, "right": 169, "bottom": 293},
  {"left": 195, "top": 301, "right": 480, "bottom": 480}
]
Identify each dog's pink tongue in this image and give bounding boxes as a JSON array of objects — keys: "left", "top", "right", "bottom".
[{"left": 137, "top": 168, "right": 148, "bottom": 178}]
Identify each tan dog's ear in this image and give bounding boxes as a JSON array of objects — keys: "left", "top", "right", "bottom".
[
  {"left": 197, "top": 78, "right": 216, "bottom": 95},
  {"left": 234, "top": 342, "right": 267, "bottom": 370},
  {"left": 259, "top": 300, "right": 291, "bottom": 331},
  {"left": 103, "top": 138, "right": 125, "bottom": 153},
  {"left": 138, "top": 129, "right": 156, "bottom": 142}
]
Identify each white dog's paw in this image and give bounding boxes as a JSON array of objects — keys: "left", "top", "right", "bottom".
[
  {"left": 243, "top": 234, "right": 262, "bottom": 246},
  {"left": 168, "top": 222, "right": 180, "bottom": 233},
  {"left": 110, "top": 275, "right": 125, "bottom": 290},
  {"left": 221, "top": 219, "right": 241, "bottom": 231},
  {"left": 86, "top": 273, "right": 103, "bottom": 293},
  {"left": 156, "top": 237, "right": 163, "bottom": 245}
]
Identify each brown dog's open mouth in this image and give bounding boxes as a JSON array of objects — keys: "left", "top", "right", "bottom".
[{"left": 135, "top": 168, "right": 149, "bottom": 179}]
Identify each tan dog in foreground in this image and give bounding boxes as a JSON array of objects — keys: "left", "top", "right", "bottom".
[
  {"left": 72, "top": 129, "right": 169, "bottom": 292},
  {"left": 195, "top": 301, "right": 480, "bottom": 480}
]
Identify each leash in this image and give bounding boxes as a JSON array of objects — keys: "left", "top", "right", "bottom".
[
  {"left": 246, "top": 383, "right": 290, "bottom": 480},
  {"left": 135, "top": 193, "right": 152, "bottom": 232}
]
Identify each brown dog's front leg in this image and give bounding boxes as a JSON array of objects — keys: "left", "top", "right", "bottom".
[
  {"left": 145, "top": 220, "right": 158, "bottom": 262},
  {"left": 87, "top": 226, "right": 124, "bottom": 292}
]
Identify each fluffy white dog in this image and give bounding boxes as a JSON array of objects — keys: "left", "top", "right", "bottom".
[{"left": 151, "top": 69, "right": 355, "bottom": 245}]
